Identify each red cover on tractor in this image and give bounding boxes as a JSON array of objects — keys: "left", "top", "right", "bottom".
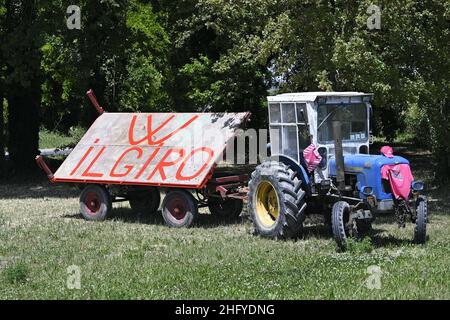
[{"left": 381, "top": 163, "right": 414, "bottom": 200}]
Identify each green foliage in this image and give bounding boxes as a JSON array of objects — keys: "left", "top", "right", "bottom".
[
  {"left": 163, "top": 0, "right": 448, "bottom": 178},
  {"left": 346, "top": 237, "right": 374, "bottom": 254},
  {"left": 0, "top": 0, "right": 448, "bottom": 179},
  {"left": 1, "top": 0, "right": 42, "bottom": 172},
  {"left": 119, "top": 0, "right": 170, "bottom": 112},
  {"left": 3, "top": 262, "right": 29, "bottom": 284},
  {"left": 40, "top": 35, "right": 79, "bottom": 131},
  {"left": 37, "top": 0, "right": 170, "bottom": 120},
  {"left": 39, "top": 126, "right": 86, "bottom": 149},
  {"left": 404, "top": 103, "right": 430, "bottom": 145}
]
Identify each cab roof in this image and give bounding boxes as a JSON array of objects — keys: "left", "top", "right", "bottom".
[{"left": 267, "top": 92, "right": 373, "bottom": 103}]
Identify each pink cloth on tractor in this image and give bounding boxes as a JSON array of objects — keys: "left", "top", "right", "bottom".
[
  {"left": 303, "top": 144, "right": 322, "bottom": 172},
  {"left": 380, "top": 145, "right": 394, "bottom": 158},
  {"left": 381, "top": 164, "right": 414, "bottom": 200}
]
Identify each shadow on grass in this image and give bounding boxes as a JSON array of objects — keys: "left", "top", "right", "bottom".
[
  {"left": 62, "top": 207, "right": 246, "bottom": 229},
  {"left": 369, "top": 231, "right": 413, "bottom": 248},
  {"left": 0, "top": 180, "right": 80, "bottom": 200},
  {"left": 63, "top": 207, "right": 420, "bottom": 249},
  {"left": 301, "top": 215, "right": 415, "bottom": 248},
  {"left": 302, "top": 223, "right": 413, "bottom": 248},
  {"left": 302, "top": 224, "right": 332, "bottom": 239}
]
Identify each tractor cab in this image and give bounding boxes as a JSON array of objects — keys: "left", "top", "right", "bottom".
[{"left": 267, "top": 92, "right": 373, "bottom": 182}]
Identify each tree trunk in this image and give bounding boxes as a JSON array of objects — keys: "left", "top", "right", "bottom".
[
  {"left": 4, "top": 0, "right": 41, "bottom": 174},
  {"left": 7, "top": 90, "right": 40, "bottom": 173},
  {"left": 0, "top": 87, "right": 4, "bottom": 178}
]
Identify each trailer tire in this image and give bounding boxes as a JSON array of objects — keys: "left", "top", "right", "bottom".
[
  {"left": 248, "top": 161, "right": 306, "bottom": 239},
  {"left": 332, "top": 201, "right": 352, "bottom": 251},
  {"left": 208, "top": 199, "right": 243, "bottom": 220},
  {"left": 80, "top": 184, "right": 112, "bottom": 221},
  {"left": 414, "top": 196, "right": 428, "bottom": 244},
  {"left": 129, "top": 187, "right": 161, "bottom": 215},
  {"left": 162, "top": 190, "right": 198, "bottom": 228}
]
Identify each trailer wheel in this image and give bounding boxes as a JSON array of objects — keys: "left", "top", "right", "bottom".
[
  {"left": 248, "top": 161, "right": 306, "bottom": 239},
  {"left": 80, "top": 185, "right": 112, "bottom": 221},
  {"left": 162, "top": 190, "right": 198, "bottom": 228},
  {"left": 414, "top": 196, "right": 428, "bottom": 244},
  {"left": 129, "top": 187, "right": 161, "bottom": 215},
  {"left": 208, "top": 199, "right": 243, "bottom": 219},
  {"left": 332, "top": 201, "right": 353, "bottom": 251}
]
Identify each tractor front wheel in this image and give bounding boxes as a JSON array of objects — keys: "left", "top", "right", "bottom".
[
  {"left": 162, "top": 190, "right": 198, "bottom": 228},
  {"left": 79, "top": 184, "right": 112, "bottom": 221},
  {"left": 332, "top": 201, "right": 354, "bottom": 251},
  {"left": 414, "top": 196, "right": 428, "bottom": 244},
  {"left": 248, "top": 161, "right": 306, "bottom": 239}
]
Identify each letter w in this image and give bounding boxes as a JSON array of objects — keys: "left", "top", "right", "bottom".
[{"left": 128, "top": 114, "right": 199, "bottom": 146}]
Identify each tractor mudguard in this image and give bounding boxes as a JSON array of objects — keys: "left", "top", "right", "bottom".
[{"left": 270, "top": 155, "right": 311, "bottom": 195}]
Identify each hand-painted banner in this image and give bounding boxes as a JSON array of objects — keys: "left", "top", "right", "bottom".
[{"left": 53, "top": 112, "right": 250, "bottom": 188}]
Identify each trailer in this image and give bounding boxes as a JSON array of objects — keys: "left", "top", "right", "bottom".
[{"left": 37, "top": 90, "right": 250, "bottom": 228}]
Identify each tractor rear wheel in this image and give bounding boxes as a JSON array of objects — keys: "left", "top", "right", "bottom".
[
  {"left": 248, "top": 161, "right": 306, "bottom": 239},
  {"left": 414, "top": 196, "right": 428, "bottom": 244},
  {"left": 208, "top": 198, "right": 243, "bottom": 219},
  {"left": 332, "top": 201, "right": 353, "bottom": 251},
  {"left": 129, "top": 187, "right": 161, "bottom": 215},
  {"left": 80, "top": 184, "right": 112, "bottom": 221},
  {"left": 162, "top": 190, "right": 198, "bottom": 228}
]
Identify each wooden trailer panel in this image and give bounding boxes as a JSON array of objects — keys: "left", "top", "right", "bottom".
[{"left": 53, "top": 112, "right": 250, "bottom": 188}]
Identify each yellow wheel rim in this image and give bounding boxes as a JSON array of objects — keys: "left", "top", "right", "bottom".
[{"left": 255, "top": 181, "right": 280, "bottom": 228}]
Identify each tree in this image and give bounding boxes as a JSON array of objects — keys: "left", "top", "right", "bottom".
[
  {"left": 2, "top": 0, "right": 42, "bottom": 174},
  {"left": 118, "top": 0, "right": 170, "bottom": 112},
  {"left": 39, "top": 0, "right": 170, "bottom": 130},
  {"left": 0, "top": 0, "right": 447, "bottom": 181},
  {"left": 155, "top": 0, "right": 449, "bottom": 180},
  {"left": 153, "top": 0, "right": 278, "bottom": 126},
  {"left": 0, "top": 0, "right": 6, "bottom": 177}
]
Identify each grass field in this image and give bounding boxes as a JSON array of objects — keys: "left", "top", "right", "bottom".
[
  {"left": 39, "top": 127, "right": 86, "bottom": 150},
  {"left": 0, "top": 142, "right": 449, "bottom": 299}
]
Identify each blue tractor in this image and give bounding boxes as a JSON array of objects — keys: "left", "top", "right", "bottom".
[{"left": 248, "top": 92, "right": 427, "bottom": 250}]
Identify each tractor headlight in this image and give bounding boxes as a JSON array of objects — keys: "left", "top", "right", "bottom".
[
  {"left": 411, "top": 181, "right": 425, "bottom": 191},
  {"left": 361, "top": 186, "right": 374, "bottom": 196}
]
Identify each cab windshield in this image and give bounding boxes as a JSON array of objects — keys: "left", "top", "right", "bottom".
[{"left": 318, "top": 104, "right": 368, "bottom": 143}]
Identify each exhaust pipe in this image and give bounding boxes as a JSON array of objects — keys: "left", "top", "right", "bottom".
[{"left": 332, "top": 121, "right": 345, "bottom": 191}]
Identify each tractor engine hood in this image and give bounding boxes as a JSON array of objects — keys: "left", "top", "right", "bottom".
[
  {"left": 329, "top": 154, "right": 410, "bottom": 176},
  {"left": 328, "top": 154, "right": 410, "bottom": 200}
]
